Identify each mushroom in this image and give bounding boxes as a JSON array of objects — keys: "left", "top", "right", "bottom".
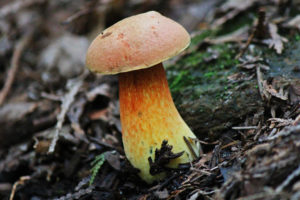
[{"left": 86, "top": 11, "right": 200, "bottom": 183}]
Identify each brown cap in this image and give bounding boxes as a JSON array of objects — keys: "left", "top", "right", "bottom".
[{"left": 86, "top": 11, "right": 190, "bottom": 74}]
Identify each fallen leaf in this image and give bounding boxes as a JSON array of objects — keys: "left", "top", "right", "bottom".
[
  {"left": 154, "top": 189, "right": 169, "bottom": 199},
  {"left": 0, "top": 102, "right": 37, "bottom": 122},
  {"left": 286, "top": 15, "right": 300, "bottom": 31},
  {"left": 105, "top": 151, "right": 120, "bottom": 171},
  {"left": 86, "top": 84, "right": 111, "bottom": 101},
  {"left": 262, "top": 23, "right": 288, "bottom": 54},
  {"left": 268, "top": 118, "right": 294, "bottom": 127},
  {"left": 237, "top": 56, "right": 270, "bottom": 70},
  {"left": 264, "top": 82, "right": 288, "bottom": 101}
]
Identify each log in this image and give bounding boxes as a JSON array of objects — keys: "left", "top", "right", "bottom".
[{"left": 167, "top": 40, "right": 300, "bottom": 139}]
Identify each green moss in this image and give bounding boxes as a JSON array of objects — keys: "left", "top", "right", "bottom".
[
  {"left": 190, "top": 30, "right": 215, "bottom": 46},
  {"left": 204, "top": 71, "right": 216, "bottom": 78},
  {"left": 164, "top": 8, "right": 300, "bottom": 136},
  {"left": 295, "top": 34, "right": 300, "bottom": 41},
  {"left": 167, "top": 41, "right": 239, "bottom": 104},
  {"left": 167, "top": 7, "right": 299, "bottom": 106},
  {"left": 169, "top": 70, "right": 193, "bottom": 92}
]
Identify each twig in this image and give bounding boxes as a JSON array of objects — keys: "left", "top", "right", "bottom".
[
  {"left": 190, "top": 167, "right": 211, "bottom": 176},
  {"left": 232, "top": 126, "right": 258, "bottom": 130},
  {"left": 9, "top": 176, "right": 31, "bottom": 200},
  {"left": 189, "top": 189, "right": 215, "bottom": 200},
  {"left": 256, "top": 65, "right": 270, "bottom": 102},
  {"left": 183, "top": 136, "right": 200, "bottom": 160},
  {"left": 40, "top": 92, "right": 62, "bottom": 101},
  {"left": 53, "top": 185, "right": 94, "bottom": 200},
  {"left": 235, "top": 31, "right": 255, "bottom": 59},
  {"left": 236, "top": 8, "right": 267, "bottom": 59},
  {"left": 294, "top": 114, "right": 300, "bottom": 126},
  {"left": 48, "top": 74, "right": 87, "bottom": 154},
  {"left": 276, "top": 165, "right": 300, "bottom": 193},
  {"left": 266, "top": 125, "right": 300, "bottom": 141},
  {"left": 62, "top": 8, "right": 91, "bottom": 24},
  {"left": 0, "top": 32, "right": 33, "bottom": 105},
  {"left": 221, "top": 141, "right": 239, "bottom": 150}
]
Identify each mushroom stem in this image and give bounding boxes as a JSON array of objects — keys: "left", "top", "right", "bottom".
[{"left": 119, "top": 63, "right": 199, "bottom": 183}]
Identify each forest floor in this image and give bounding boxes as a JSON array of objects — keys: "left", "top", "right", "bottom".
[{"left": 0, "top": 0, "right": 300, "bottom": 199}]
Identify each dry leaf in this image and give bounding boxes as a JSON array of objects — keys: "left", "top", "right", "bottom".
[
  {"left": 0, "top": 102, "right": 38, "bottom": 122},
  {"left": 154, "top": 189, "right": 169, "bottom": 199},
  {"left": 286, "top": 15, "right": 300, "bottom": 31},
  {"left": 264, "top": 82, "right": 288, "bottom": 101},
  {"left": 263, "top": 23, "right": 288, "bottom": 54},
  {"left": 268, "top": 118, "right": 294, "bottom": 127},
  {"left": 105, "top": 151, "right": 121, "bottom": 171},
  {"left": 86, "top": 84, "right": 111, "bottom": 101},
  {"left": 237, "top": 56, "right": 270, "bottom": 70}
]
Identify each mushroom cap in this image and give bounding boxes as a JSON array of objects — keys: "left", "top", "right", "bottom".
[{"left": 86, "top": 11, "right": 190, "bottom": 74}]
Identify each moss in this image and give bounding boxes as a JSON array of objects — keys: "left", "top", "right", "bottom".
[
  {"left": 190, "top": 30, "right": 215, "bottom": 46},
  {"left": 167, "top": 42, "right": 239, "bottom": 103},
  {"left": 295, "top": 34, "right": 300, "bottom": 41},
  {"left": 166, "top": 13, "right": 300, "bottom": 136}
]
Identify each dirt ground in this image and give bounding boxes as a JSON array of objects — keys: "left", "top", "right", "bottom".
[{"left": 0, "top": 0, "right": 300, "bottom": 199}]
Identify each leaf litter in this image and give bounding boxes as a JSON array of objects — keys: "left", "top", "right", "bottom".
[{"left": 0, "top": 0, "right": 299, "bottom": 200}]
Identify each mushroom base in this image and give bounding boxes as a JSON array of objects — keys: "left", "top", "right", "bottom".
[{"left": 119, "top": 63, "right": 199, "bottom": 184}]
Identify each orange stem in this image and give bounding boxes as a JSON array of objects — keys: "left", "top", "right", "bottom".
[{"left": 119, "top": 63, "right": 198, "bottom": 183}]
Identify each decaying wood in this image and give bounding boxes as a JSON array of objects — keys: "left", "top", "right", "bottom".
[{"left": 176, "top": 44, "right": 299, "bottom": 139}]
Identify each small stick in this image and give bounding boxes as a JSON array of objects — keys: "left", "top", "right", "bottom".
[
  {"left": 9, "top": 176, "right": 30, "bottom": 200},
  {"left": 235, "top": 31, "right": 255, "bottom": 59},
  {"left": 183, "top": 136, "right": 200, "bottom": 159},
  {"left": 276, "top": 165, "right": 300, "bottom": 193},
  {"left": 48, "top": 78, "right": 83, "bottom": 153},
  {"left": 256, "top": 65, "right": 269, "bottom": 101},
  {"left": 0, "top": 32, "right": 32, "bottom": 105},
  {"left": 62, "top": 8, "right": 90, "bottom": 24},
  {"left": 236, "top": 8, "right": 267, "bottom": 59},
  {"left": 232, "top": 126, "right": 258, "bottom": 130}
]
